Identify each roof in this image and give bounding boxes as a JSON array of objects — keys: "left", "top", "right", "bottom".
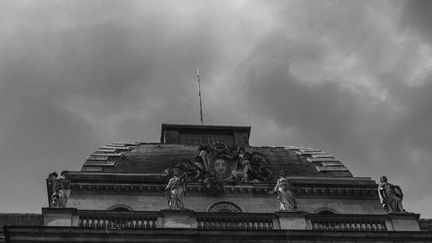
[
  {"left": 79, "top": 123, "right": 352, "bottom": 178},
  {"left": 80, "top": 143, "right": 353, "bottom": 178}
]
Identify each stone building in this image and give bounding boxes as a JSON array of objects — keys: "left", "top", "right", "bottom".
[{"left": 1, "top": 124, "right": 432, "bottom": 242}]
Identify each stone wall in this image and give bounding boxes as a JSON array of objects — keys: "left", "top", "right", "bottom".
[
  {"left": 68, "top": 193, "right": 384, "bottom": 214},
  {"left": 0, "top": 214, "right": 42, "bottom": 226},
  {"left": 420, "top": 219, "right": 432, "bottom": 231},
  {"left": 4, "top": 226, "right": 432, "bottom": 242}
]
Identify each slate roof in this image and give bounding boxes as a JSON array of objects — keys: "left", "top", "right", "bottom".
[{"left": 81, "top": 143, "right": 353, "bottom": 178}]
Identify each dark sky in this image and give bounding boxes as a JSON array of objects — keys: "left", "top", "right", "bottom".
[{"left": 1, "top": 0, "right": 432, "bottom": 217}]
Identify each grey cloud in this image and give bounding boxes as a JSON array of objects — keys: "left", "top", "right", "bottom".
[
  {"left": 236, "top": 1, "right": 432, "bottom": 216},
  {"left": 1, "top": 0, "right": 432, "bottom": 217},
  {"left": 402, "top": 0, "right": 432, "bottom": 43}
]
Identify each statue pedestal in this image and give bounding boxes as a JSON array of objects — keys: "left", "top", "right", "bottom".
[
  {"left": 388, "top": 212, "right": 420, "bottom": 231},
  {"left": 160, "top": 209, "right": 195, "bottom": 228},
  {"left": 42, "top": 207, "right": 78, "bottom": 227},
  {"left": 275, "top": 210, "right": 308, "bottom": 230}
]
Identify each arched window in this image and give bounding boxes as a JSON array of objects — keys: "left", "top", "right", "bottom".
[
  {"left": 108, "top": 204, "right": 132, "bottom": 212},
  {"left": 317, "top": 210, "right": 336, "bottom": 215},
  {"left": 111, "top": 207, "right": 130, "bottom": 212},
  {"left": 208, "top": 201, "right": 242, "bottom": 213}
]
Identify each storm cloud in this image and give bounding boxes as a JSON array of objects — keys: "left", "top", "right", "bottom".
[{"left": 1, "top": 0, "right": 431, "bottom": 217}]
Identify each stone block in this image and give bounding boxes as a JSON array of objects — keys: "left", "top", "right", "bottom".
[
  {"left": 276, "top": 210, "right": 308, "bottom": 230},
  {"left": 160, "top": 209, "right": 194, "bottom": 228},
  {"left": 42, "top": 208, "right": 78, "bottom": 227},
  {"left": 388, "top": 212, "right": 420, "bottom": 231}
]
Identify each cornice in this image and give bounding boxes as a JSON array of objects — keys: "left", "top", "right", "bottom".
[{"left": 72, "top": 182, "right": 378, "bottom": 199}]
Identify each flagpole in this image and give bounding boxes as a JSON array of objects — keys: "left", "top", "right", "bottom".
[{"left": 197, "top": 68, "right": 204, "bottom": 125}]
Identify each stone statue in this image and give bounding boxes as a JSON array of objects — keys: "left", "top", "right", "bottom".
[
  {"left": 48, "top": 171, "right": 72, "bottom": 208},
  {"left": 378, "top": 176, "right": 405, "bottom": 213},
  {"left": 48, "top": 172, "right": 59, "bottom": 207},
  {"left": 192, "top": 156, "right": 206, "bottom": 181},
  {"left": 164, "top": 169, "right": 186, "bottom": 210},
  {"left": 57, "top": 171, "right": 72, "bottom": 208},
  {"left": 227, "top": 147, "right": 252, "bottom": 182},
  {"left": 273, "top": 170, "right": 297, "bottom": 211},
  {"left": 198, "top": 145, "right": 212, "bottom": 171}
]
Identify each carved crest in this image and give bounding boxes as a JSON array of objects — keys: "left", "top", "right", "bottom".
[{"left": 167, "top": 143, "right": 274, "bottom": 193}]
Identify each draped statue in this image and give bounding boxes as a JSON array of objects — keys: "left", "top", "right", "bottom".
[
  {"left": 273, "top": 170, "right": 297, "bottom": 211},
  {"left": 228, "top": 147, "right": 252, "bottom": 182},
  {"left": 378, "top": 176, "right": 405, "bottom": 213},
  {"left": 48, "top": 171, "right": 72, "bottom": 208},
  {"left": 164, "top": 169, "right": 186, "bottom": 210}
]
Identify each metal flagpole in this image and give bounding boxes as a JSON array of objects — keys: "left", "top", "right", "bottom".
[{"left": 197, "top": 68, "right": 204, "bottom": 125}]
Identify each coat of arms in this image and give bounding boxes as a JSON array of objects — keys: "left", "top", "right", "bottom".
[{"left": 167, "top": 143, "right": 274, "bottom": 194}]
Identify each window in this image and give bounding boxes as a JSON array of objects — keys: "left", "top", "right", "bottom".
[
  {"left": 317, "top": 210, "right": 336, "bottom": 215},
  {"left": 208, "top": 201, "right": 242, "bottom": 213}
]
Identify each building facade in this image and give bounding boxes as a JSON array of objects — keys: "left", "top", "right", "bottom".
[{"left": 1, "top": 124, "right": 431, "bottom": 242}]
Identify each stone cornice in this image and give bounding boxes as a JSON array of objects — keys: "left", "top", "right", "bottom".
[
  {"left": 72, "top": 182, "right": 378, "bottom": 199},
  {"left": 68, "top": 172, "right": 375, "bottom": 185},
  {"left": 64, "top": 172, "right": 378, "bottom": 198}
]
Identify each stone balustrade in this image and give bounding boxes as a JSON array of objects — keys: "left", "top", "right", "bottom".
[
  {"left": 195, "top": 212, "right": 274, "bottom": 230},
  {"left": 78, "top": 210, "right": 159, "bottom": 229},
  {"left": 42, "top": 208, "right": 420, "bottom": 232},
  {"left": 307, "top": 214, "right": 387, "bottom": 231}
]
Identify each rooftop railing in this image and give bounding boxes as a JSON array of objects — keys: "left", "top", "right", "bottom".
[
  {"left": 195, "top": 212, "right": 274, "bottom": 230},
  {"left": 42, "top": 208, "right": 420, "bottom": 232},
  {"left": 307, "top": 214, "right": 388, "bottom": 232},
  {"left": 77, "top": 210, "right": 159, "bottom": 229}
]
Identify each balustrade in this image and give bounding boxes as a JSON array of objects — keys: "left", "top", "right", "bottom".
[
  {"left": 308, "top": 214, "right": 387, "bottom": 232},
  {"left": 75, "top": 210, "right": 392, "bottom": 232},
  {"left": 78, "top": 211, "right": 158, "bottom": 229},
  {"left": 196, "top": 213, "right": 274, "bottom": 230}
]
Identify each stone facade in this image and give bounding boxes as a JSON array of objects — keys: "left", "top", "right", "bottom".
[{"left": 2, "top": 124, "right": 431, "bottom": 242}]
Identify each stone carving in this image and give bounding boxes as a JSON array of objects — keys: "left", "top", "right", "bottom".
[
  {"left": 198, "top": 144, "right": 273, "bottom": 183},
  {"left": 169, "top": 158, "right": 224, "bottom": 197},
  {"left": 48, "top": 172, "right": 58, "bottom": 207},
  {"left": 166, "top": 144, "right": 274, "bottom": 197},
  {"left": 378, "top": 176, "right": 405, "bottom": 213},
  {"left": 226, "top": 147, "right": 252, "bottom": 182},
  {"left": 273, "top": 170, "right": 297, "bottom": 211},
  {"left": 164, "top": 169, "right": 187, "bottom": 209},
  {"left": 201, "top": 177, "right": 224, "bottom": 196},
  {"left": 208, "top": 201, "right": 242, "bottom": 213},
  {"left": 47, "top": 171, "right": 72, "bottom": 208}
]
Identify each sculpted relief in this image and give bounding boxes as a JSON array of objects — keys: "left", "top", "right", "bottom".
[
  {"left": 197, "top": 144, "right": 274, "bottom": 183},
  {"left": 165, "top": 144, "right": 274, "bottom": 202},
  {"left": 168, "top": 144, "right": 273, "bottom": 181}
]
